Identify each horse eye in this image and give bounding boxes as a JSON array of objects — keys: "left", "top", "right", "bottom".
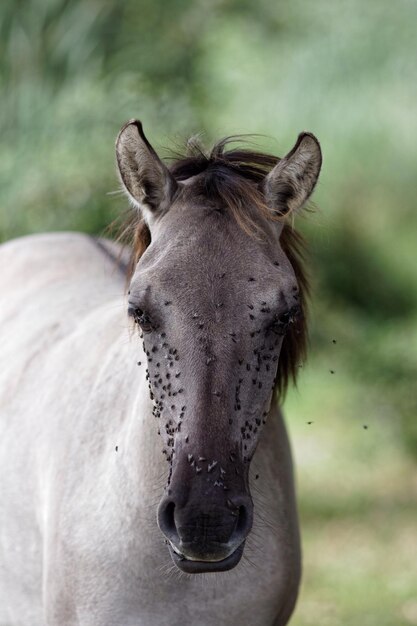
[
  {"left": 271, "top": 306, "right": 301, "bottom": 335},
  {"left": 128, "top": 306, "right": 153, "bottom": 333}
]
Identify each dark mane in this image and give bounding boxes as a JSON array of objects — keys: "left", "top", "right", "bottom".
[{"left": 117, "top": 137, "right": 309, "bottom": 397}]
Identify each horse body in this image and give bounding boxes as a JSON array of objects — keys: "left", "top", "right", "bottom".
[
  {"left": 0, "top": 233, "right": 299, "bottom": 626},
  {"left": 0, "top": 122, "right": 322, "bottom": 625}
]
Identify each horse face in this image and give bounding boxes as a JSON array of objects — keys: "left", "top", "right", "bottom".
[
  {"left": 117, "top": 121, "right": 321, "bottom": 572},
  {"left": 128, "top": 213, "right": 300, "bottom": 571}
]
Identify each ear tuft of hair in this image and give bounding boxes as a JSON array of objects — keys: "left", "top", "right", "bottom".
[
  {"left": 263, "top": 132, "right": 322, "bottom": 216},
  {"left": 115, "top": 119, "right": 177, "bottom": 220}
]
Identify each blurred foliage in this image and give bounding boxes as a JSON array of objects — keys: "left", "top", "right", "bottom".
[
  {"left": 0, "top": 0, "right": 416, "bottom": 622},
  {"left": 285, "top": 378, "right": 417, "bottom": 626}
]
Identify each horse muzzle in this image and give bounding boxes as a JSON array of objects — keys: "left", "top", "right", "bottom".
[{"left": 157, "top": 494, "right": 253, "bottom": 573}]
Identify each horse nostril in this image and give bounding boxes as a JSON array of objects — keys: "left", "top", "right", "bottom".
[
  {"left": 236, "top": 505, "right": 249, "bottom": 535},
  {"left": 157, "top": 499, "right": 179, "bottom": 542},
  {"left": 229, "top": 497, "right": 253, "bottom": 544},
  {"left": 164, "top": 502, "right": 176, "bottom": 533}
]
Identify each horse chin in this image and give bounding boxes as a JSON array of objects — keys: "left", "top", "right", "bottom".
[{"left": 168, "top": 542, "right": 245, "bottom": 574}]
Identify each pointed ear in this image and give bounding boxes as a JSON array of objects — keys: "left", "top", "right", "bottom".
[
  {"left": 263, "top": 132, "right": 322, "bottom": 215},
  {"left": 115, "top": 119, "right": 177, "bottom": 222}
]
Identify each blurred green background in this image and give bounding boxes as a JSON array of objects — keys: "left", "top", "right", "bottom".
[{"left": 1, "top": 0, "right": 416, "bottom": 623}]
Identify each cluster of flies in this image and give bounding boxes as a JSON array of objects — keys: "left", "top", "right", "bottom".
[{"left": 128, "top": 270, "right": 301, "bottom": 488}]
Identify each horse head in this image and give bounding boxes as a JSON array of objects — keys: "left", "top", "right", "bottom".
[{"left": 116, "top": 120, "right": 321, "bottom": 573}]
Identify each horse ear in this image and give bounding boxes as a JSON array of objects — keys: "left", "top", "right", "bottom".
[
  {"left": 263, "top": 132, "right": 322, "bottom": 216},
  {"left": 116, "top": 120, "right": 177, "bottom": 221}
]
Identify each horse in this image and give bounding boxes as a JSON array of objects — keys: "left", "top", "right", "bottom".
[{"left": 0, "top": 120, "right": 322, "bottom": 626}]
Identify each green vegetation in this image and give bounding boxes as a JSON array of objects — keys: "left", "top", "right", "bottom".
[
  {"left": 286, "top": 366, "right": 417, "bottom": 625},
  {"left": 1, "top": 0, "right": 416, "bottom": 623}
]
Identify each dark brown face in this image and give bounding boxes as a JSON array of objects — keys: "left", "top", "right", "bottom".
[
  {"left": 117, "top": 118, "right": 322, "bottom": 573},
  {"left": 128, "top": 203, "right": 301, "bottom": 573}
]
